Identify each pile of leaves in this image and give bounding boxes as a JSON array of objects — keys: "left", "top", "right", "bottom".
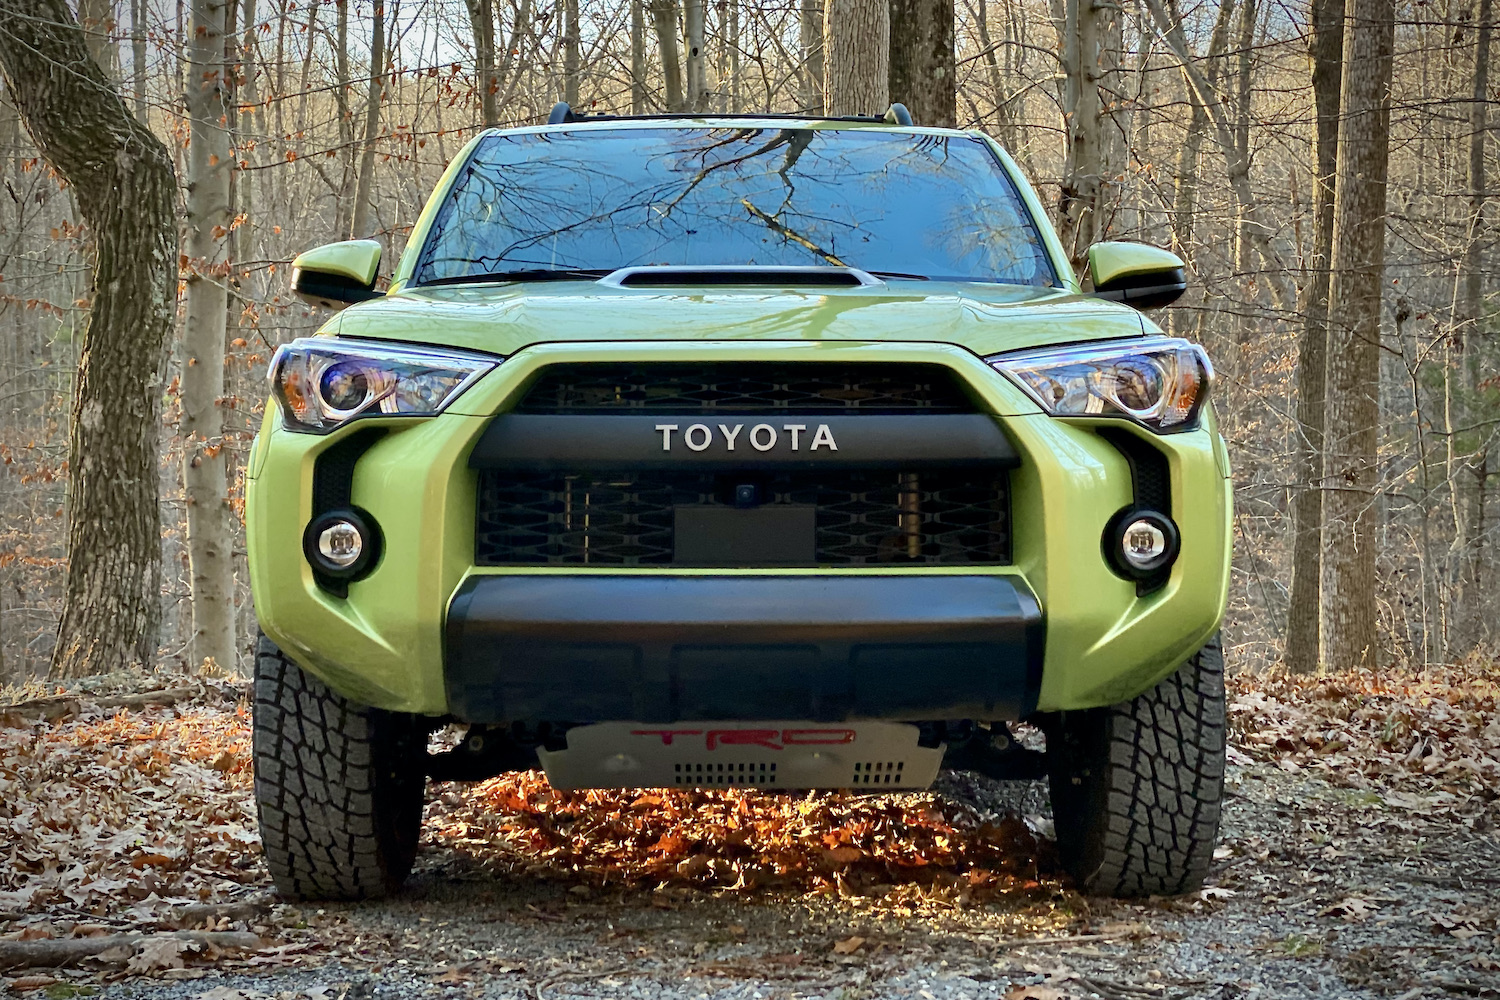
[
  {"left": 0, "top": 703, "right": 264, "bottom": 916},
  {"left": 427, "top": 773, "right": 1059, "bottom": 912},
  {"left": 1227, "top": 660, "right": 1500, "bottom": 821}
]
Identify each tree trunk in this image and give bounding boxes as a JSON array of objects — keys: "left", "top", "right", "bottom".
[
  {"left": 77, "top": 0, "right": 118, "bottom": 78},
  {"left": 1456, "top": 0, "right": 1491, "bottom": 644},
  {"left": 683, "top": 0, "right": 707, "bottom": 110},
  {"left": 181, "top": 0, "right": 237, "bottom": 672},
  {"left": 631, "top": 0, "right": 646, "bottom": 111},
  {"left": 468, "top": 0, "right": 499, "bottom": 125},
  {"left": 727, "top": 0, "right": 739, "bottom": 111},
  {"left": 349, "top": 0, "right": 386, "bottom": 237},
  {"left": 334, "top": 0, "right": 352, "bottom": 236},
  {"left": 1052, "top": 0, "right": 1114, "bottom": 264},
  {"left": 800, "top": 0, "right": 824, "bottom": 113},
  {"left": 563, "top": 0, "right": 580, "bottom": 104},
  {"left": 651, "top": 0, "right": 684, "bottom": 110},
  {"left": 1284, "top": 0, "right": 1344, "bottom": 673},
  {"left": 888, "top": 0, "right": 955, "bottom": 127},
  {"left": 823, "top": 0, "right": 888, "bottom": 116},
  {"left": 0, "top": 0, "right": 177, "bottom": 678},
  {"left": 1320, "top": 0, "right": 1394, "bottom": 672},
  {"left": 131, "top": 0, "right": 148, "bottom": 116}
]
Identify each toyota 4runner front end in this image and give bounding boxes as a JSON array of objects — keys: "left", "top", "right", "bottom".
[{"left": 247, "top": 110, "right": 1232, "bottom": 903}]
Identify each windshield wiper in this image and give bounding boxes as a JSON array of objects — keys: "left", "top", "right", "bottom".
[
  {"left": 863, "top": 270, "right": 931, "bottom": 280},
  {"left": 419, "top": 268, "right": 614, "bottom": 286}
]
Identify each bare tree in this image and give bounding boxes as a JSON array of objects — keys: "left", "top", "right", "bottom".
[
  {"left": 564, "top": 0, "right": 581, "bottom": 104},
  {"left": 181, "top": 0, "right": 238, "bottom": 671},
  {"left": 684, "top": 0, "right": 707, "bottom": 110},
  {"left": 1284, "top": 0, "right": 1345, "bottom": 673},
  {"left": 349, "top": 0, "right": 387, "bottom": 237},
  {"left": 631, "top": 0, "right": 646, "bottom": 111},
  {"left": 651, "top": 0, "right": 684, "bottom": 110},
  {"left": 468, "top": 0, "right": 500, "bottom": 124},
  {"left": 824, "top": 0, "right": 889, "bottom": 115},
  {"left": 0, "top": 0, "right": 177, "bottom": 676},
  {"left": 800, "top": 0, "right": 824, "bottom": 113},
  {"left": 1321, "top": 0, "right": 1395, "bottom": 671},
  {"left": 1053, "top": 0, "right": 1115, "bottom": 261},
  {"left": 889, "top": 0, "right": 956, "bottom": 126}
]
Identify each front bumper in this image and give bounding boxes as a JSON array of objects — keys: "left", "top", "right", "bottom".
[
  {"left": 445, "top": 574, "right": 1043, "bottom": 723},
  {"left": 246, "top": 340, "right": 1231, "bottom": 719}
]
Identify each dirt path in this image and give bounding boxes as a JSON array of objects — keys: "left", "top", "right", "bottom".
[
  {"left": 3, "top": 667, "right": 1498, "bottom": 1000},
  {"left": 67, "top": 763, "right": 1500, "bottom": 1000}
]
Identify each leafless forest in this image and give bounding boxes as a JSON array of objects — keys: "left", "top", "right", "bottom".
[{"left": 0, "top": 0, "right": 1492, "bottom": 678}]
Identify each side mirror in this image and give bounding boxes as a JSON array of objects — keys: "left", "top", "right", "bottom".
[
  {"left": 1086, "top": 242, "right": 1186, "bottom": 309},
  {"left": 291, "top": 240, "right": 383, "bottom": 309}
]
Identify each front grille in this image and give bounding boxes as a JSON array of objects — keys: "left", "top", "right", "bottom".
[
  {"left": 514, "top": 363, "right": 975, "bottom": 415},
  {"left": 474, "top": 468, "right": 1011, "bottom": 566}
]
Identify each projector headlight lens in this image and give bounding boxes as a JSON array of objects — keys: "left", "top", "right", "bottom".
[{"left": 988, "top": 337, "right": 1212, "bottom": 431}]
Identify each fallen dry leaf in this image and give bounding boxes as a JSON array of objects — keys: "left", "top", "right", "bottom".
[{"left": 831, "top": 935, "right": 865, "bottom": 954}]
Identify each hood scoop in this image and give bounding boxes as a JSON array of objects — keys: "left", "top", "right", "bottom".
[{"left": 597, "top": 264, "right": 884, "bottom": 289}]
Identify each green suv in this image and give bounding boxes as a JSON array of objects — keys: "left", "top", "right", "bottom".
[{"left": 247, "top": 106, "right": 1231, "bottom": 903}]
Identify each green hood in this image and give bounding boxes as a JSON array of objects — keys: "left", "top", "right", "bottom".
[{"left": 326, "top": 280, "right": 1148, "bottom": 358}]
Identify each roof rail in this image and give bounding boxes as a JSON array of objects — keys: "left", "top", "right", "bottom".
[{"left": 542, "top": 102, "right": 920, "bottom": 127}]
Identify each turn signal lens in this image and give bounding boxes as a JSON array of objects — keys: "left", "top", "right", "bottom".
[
  {"left": 271, "top": 338, "right": 498, "bottom": 433},
  {"left": 988, "top": 337, "right": 1212, "bottom": 432}
]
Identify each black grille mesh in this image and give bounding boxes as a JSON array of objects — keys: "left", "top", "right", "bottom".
[
  {"left": 514, "top": 363, "right": 975, "bottom": 415},
  {"left": 475, "top": 469, "right": 1010, "bottom": 566}
]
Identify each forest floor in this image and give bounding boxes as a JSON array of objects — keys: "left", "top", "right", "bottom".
[{"left": 0, "top": 663, "right": 1498, "bottom": 1000}]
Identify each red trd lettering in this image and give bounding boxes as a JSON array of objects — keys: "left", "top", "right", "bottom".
[
  {"left": 630, "top": 729, "right": 703, "bottom": 746},
  {"left": 706, "top": 729, "right": 781, "bottom": 750},
  {"left": 780, "top": 729, "right": 857, "bottom": 745}
]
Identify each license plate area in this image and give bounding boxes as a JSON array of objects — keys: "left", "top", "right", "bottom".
[{"left": 672, "top": 505, "right": 815, "bottom": 566}]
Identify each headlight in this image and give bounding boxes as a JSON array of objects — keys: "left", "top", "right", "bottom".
[
  {"left": 987, "top": 337, "right": 1212, "bottom": 432},
  {"left": 270, "top": 338, "right": 498, "bottom": 432}
]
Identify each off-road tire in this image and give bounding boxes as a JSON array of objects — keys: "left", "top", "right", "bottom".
[
  {"left": 252, "top": 633, "right": 428, "bottom": 901},
  {"left": 1045, "top": 635, "right": 1226, "bottom": 897}
]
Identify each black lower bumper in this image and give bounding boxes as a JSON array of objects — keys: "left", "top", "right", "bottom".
[{"left": 444, "top": 575, "right": 1044, "bottom": 724}]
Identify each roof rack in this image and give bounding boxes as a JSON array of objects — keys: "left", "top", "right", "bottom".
[{"left": 544, "top": 102, "right": 916, "bottom": 127}]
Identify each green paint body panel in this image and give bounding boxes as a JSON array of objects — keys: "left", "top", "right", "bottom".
[{"left": 247, "top": 118, "right": 1231, "bottom": 718}]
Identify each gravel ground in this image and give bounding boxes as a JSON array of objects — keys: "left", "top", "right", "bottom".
[{"left": 23, "top": 758, "right": 1492, "bottom": 1000}]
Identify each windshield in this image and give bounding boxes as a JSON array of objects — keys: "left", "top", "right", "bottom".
[{"left": 413, "top": 127, "right": 1057, "bottom": 286}]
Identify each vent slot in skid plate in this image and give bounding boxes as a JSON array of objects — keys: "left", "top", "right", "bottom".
[{"left": 537, "top": 721, "right": 945, "bottom": 791}]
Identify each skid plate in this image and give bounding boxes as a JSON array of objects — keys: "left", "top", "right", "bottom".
[{"left": 537, "top": 720, "right": 944, "bottom": 791}]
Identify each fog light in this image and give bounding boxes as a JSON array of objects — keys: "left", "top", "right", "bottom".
[
  {"left": 1104, "top": 508, "right": 1178, "bottom": 580},
  {"left": 303, "top": 508, "right": 379, "bottom": 579},
  {"left": 317, "top": 520, "right": 364, "bottom": 568},
  {"left": 1121, "top": 519, "right": 1167, "bottom": 570}
]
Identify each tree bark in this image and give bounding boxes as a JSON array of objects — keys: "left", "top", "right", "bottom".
[
  {"left": 1052, "top": 0, "right": 1116, "bottom": 264},
  {"left": 1320, "top": 0, "right": 1394, "bottom": 672},
  {"left": 181, "top": 0, "right": 237, "bottom": 673},
  {"left": 1456, "top": 0, "right": 1491, "bottom": 644},
  {"left": 0, "top": 0, "right": 177, "bottom": 678},
  {"left": 468, "top": 0, "right": 500, "bottom": 125},
  {"left": 1284, "top": 0, "right": 1344, "bottom": 673},
  {"left": 888, "top": 0, "right": 955, "bottom": 126},
  {"left": 131, "top": 0, "right": 148, "bottom": 116},
  {"left": 823, "top": 0, "right": 888, "bottom": 116},
  {"left": 77, "top": 0, "right": 118, "bottom": 78},
  {"left": 800, "top": 0, "right": 824, "bottom": 113},
  {"left": 631, "top": 0, "right": 646, "bottom": 111},
  {"left": 349, "top": 0, "right": 386, "bottom": 237},
  {"left": 564, "top": 0, "right": 580, "bottom": 104},
  {"left": 651, "top": 0, "right": 684, "bottom": 110},
  {"left": 683, "top": 0, "right": 707, "bottom": 110}
]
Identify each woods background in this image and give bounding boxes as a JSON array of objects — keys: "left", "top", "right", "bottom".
[{"left": 0, "top": 0, "right": 1492, "bottom": 678}]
